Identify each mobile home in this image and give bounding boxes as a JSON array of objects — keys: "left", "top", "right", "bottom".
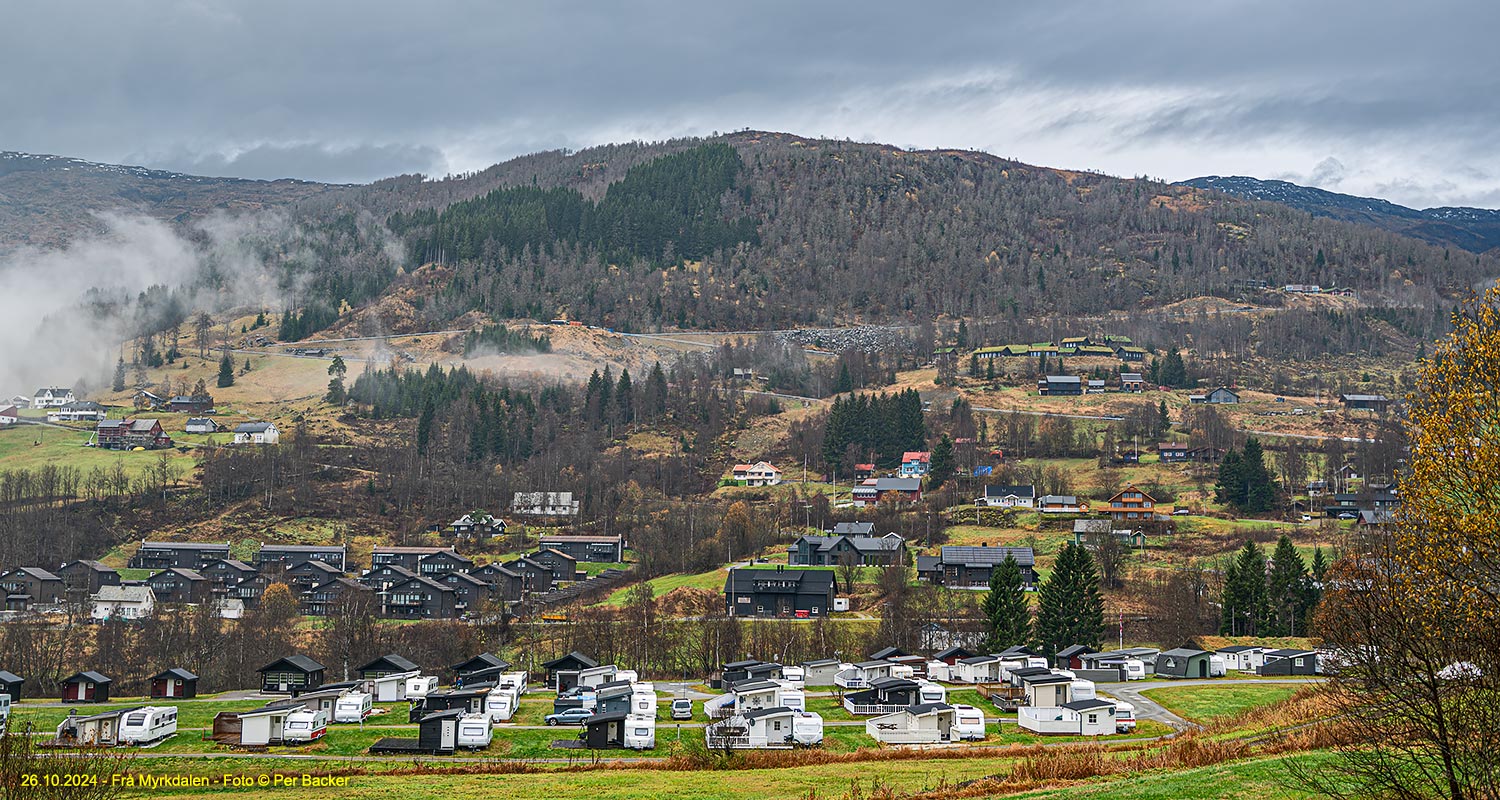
[
  {"left": 706, "top": 707, "right": 823, "bottom": 749},
  {"left": 865, "top": 703, "right": 958, "bottom": 744},
  {"left": 282, "top": 709, "right": 328, "bottom": 742},
  {"left": 456, "top": 712, "right": 494, "bottom": 749},
  {"left": 118, "top": 706, "right": 179, "bottom": 745},
  {"left": 333, "top": 691, "right": 374, "bottom": 723}
]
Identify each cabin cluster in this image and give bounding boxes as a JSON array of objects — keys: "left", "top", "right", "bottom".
[{"left": 0, "top": 531, "right": 627, "bottom": 621}]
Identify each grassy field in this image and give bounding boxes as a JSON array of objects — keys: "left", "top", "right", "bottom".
[
  {"left": 0, "top": 423, "right": 199, "bottom": 478},
  {"left": 1008, "top": 751, "right": 1341, "bottom": 799},
  {"left": 1142, "top": 683, "right": 1303, "bottom": 724},
  {"left": 602, "top": 567, "right": 729, "bottom": 605}
]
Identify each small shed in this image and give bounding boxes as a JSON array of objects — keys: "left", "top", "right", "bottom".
[
  {"left": 150, "top": 668, "right": 199, "bottom": 699},
  {"left": 0, "top": 670, "right": 25, "bottom": 701},
  {"left": 581, "top": 710, "right": 631, "bottom": 749},
  {"left": 799, "top": 658, "right": 841, "bottom": 686},
  {"left": 451, "top": 652, "right": 511, "bottom": 685},
  {"left": 56, "top": 706, "right": 135, "bottom": 745},
  {"left": 542, "top": 651, "right": 599, "bottom": 691},
  {"left": 1055, "top": 645, "right": 1095, "bottom": 671},
  {"left": 1154, "top": 648, "right": 1215, "bottom": 679},
  {"left": 60, "top": 671, "right": 112, "bottom": 703},
  {"left": 357, "top": 654, "right": 420, "bottom": 679},
  {"left": 212, "top": 706, "right": 292, "bottom": 747},
  {"left": 258, "top": 655, "right": 325, "bottom": 695}
]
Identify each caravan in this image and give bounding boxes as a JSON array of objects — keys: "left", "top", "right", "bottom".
[
  {"left": 917, "top": 681, "right": 948, "bottom": 704},
  {"left": 622, "top": 715, "right": 656, "bottom": 749},
  {"left": 119, "top": 706, "right": 178, "bottom": 745},
  {"left": 485, "top": 684, "right": 521, "bottom": 722},
  {"left": 456, "top": 713, "right": 495, "bottom": 749},
  {"left": 283, "top": 709, "right": 328, "bottom": 742},
  {"left": 951, "top": 704, "right": 987, "bottom": 741},
  {"left": 333, "top": 691, "right": 373, "bottom": 723},
  {"left": 496, "top": 671, "right": 530, "bottom": 694},
  {"left": 630, "top": 686, "right": 657, "bottom": 717},
  {"left": 0, "top": 694, "right": 9, "bottom": 736},
  {"left": 405, "top": 675, "right": 439, "bottom": 698},
  {"left": 1113, "top": 701, "right": 1136, "bottom": 732}
]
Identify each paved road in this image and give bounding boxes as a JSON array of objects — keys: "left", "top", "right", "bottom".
[{"left": 1096, "top": 677, "right": 1323, "bottom": 731}]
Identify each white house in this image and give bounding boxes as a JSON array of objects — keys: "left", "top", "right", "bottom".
[
  {"left": 950, "top": 655, "right": 1005, "bottom": 684},
  {"left": 706, "top": 708, "right": 823, "bottom": 748},
  {"left": 511, "top": 491, "right": 578, "bottom": 516},
  {"left": 32, "top": 388, "right": 75, "bottom": 408},
  {"left": 185, "top": 418, "right": 220, "bottom": 434},
  {"left": 48, "top": 401, "right": 106, "bottom": 423},
  {"left": 975, "top": 484, "right": 1036, "bottom": 508},
  {"left": 7, "top": 395, "right": 31, "bottom": 409},
  {"left": 1216, "top": 645, "right": 1270, "bottom": 672},
  {"left": 0, "top": 406, "right": 17, "bottom": 426},
  {"left": 91, "top": 585, "right": 155, "bottom": 621},
  {"left": 865, "top": 703, "right": 958, "bottom": 744},
  {"left": 233, "top": 422, "right": 279, "bottom": 445},
  {"left": 731, "top": 462, "right": 782, "bottom": 487},
  {"left": 1018, "top": 698, "right": 1116, "bottom": 736}
]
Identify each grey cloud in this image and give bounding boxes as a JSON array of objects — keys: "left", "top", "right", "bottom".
[{"left": 0, "top": 1, "right": 1496, "bottom": 208}]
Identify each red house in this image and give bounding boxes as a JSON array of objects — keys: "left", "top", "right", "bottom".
[
  {"left": 60, "top": 671, "right": 112, "bottom": 703},
  {"left": 150, "top": 668, "right": 199, "bottom": 699}
]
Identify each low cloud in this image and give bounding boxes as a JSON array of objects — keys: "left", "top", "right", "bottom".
[{"left": 145, "top": 141, "right": 448, "bottom": 183}]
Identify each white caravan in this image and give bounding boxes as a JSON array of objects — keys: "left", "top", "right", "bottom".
[
  {"left": 951, "top": 704, "right": 987, "bottom": 741},
  {"left": 119, "top": 706, "right": 178, "bottom": 745},
  {"left": 456, "top": 712, "right": 495, "bottom": 749},
  {"left": 1113, "top": 701, "right": 1136, "bottom": 732},
  {"left": 485, "top": 684, "right": 521, "bottom": 722},
  {"left": 405, "top": 675, "right": 439, "bottom": 698},
  {"left": 622, "top": 714, "right": 656, "bottom": 750},
  {"left": 333, "top": 691, "right": 374, "bottom": 723},
  {"left": 283, "top": 709, "right": 328, "bottom": 742}
]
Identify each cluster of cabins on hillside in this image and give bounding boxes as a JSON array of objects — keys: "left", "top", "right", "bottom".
[
  {"left": 974, "top": 334, "right": 1148, "bottom": 363},
  {"left": 0, "top": 526, "right": 626, "bottom": 621}
]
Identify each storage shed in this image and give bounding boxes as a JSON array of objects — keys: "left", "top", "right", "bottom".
[
  {"left": 150, "top": 668, "right": 199, "bottom": 699},
  {"left": 60, "top": 671, "right": 112, "bottom": 703}
]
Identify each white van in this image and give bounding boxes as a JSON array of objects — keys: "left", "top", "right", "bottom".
[
  {"left": 456, "top": 713, "right": 494, "bottom": 749},
  {"left": 1113, "top": 701, "right": 1136, "bottom": 732},
  {"left": 406, "top": 676, "right": 439, "bottom": 698},
  {"left": 333, "top": 691, "right": 373, "bottom": 723},
  {"left": 917, "top": 681, "right": 948, "bottom": 705},
  {"left": 951, "top": 704, "right": 986, "bottom": 741},
  {"left": 284, "top": 709, "right": 328, "bottom": 742},
  {"left": 119, "top": 706, "right": 178, "bottom": 745},
  {"left": 623, "top": 715, "right": 656, "bottom": 750}
]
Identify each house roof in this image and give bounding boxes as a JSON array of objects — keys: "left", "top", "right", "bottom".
[
  {"left": 740, "top": 706, "right": 799, "bottom": 721},
  {"left": 63, "top": 559, "right": 116, "bottom": 573},
  {"left": 901, "top": 451, "right": 931, "bottom": 463},
  {"left": 542, "top": 651, "right": 599, "bottom": 670},
  {"left": 261, "top": 544, "right": 347, "bottom": 554},
  {"left": 904, "top": 702, "right": 954, "bottom": 717},
  {"left": 186, "top": 417, "right": 215, "bottom": 426},
  {"left": 1120, "top": 373, "right": 1143, "bottom": 381},
  {"left": 259, "top": 655, "right": 324, "bottom": 674},
  {"left": 829, "top": 522, "right": 876, "bottom": 535},
  {"left": 0, "top": 670, "right": 22, "bottom": 683},
  {"left": 358, "top": 654, "right": 420, "bottom": 673},
  {"left": 957, "top": 655, "right": 1001, "bottom": 665},
  {"left": 150, "top": 567, "right": 206, "bottom": 582},
  {"left": 983, "top": 484, "right": 1036, "bottom": 499},
  {"left": 91, "top": 585, "right": 153, "bottom": 604},
  {"left": 453, "top": 653, "right": 511, "bottom": 673},
  {"left": 8, "top": 566, "right": 61, "bottom": 581},
  {"left": 1216, "top": 646, "right": 1265, "bottom": 654},
  {"left": 139, "top": 541, "right": 228, "bottom": 551},
  {"left": 1056, "top": 645, "right": 1095, "bottom": 659},
  {"left": 152, "top": 668, "right": 198, "bottom": 681},
  {"left": 732, "top": 679, "right": 782, "bottom": 694},
  {"left": 1264, "top": 649, "right": 1317, "bottom": 658},
  {"left": 1072, "top": 519, "right": 1113, "bottom": 534},
  {"left": 868, "top": 646, "right": 908, "bottom": 660},
  {"left": 1062, "top": 698, "right": 1114, "bottom": 711},
  {"left": 937, "top": 546, "right": 1035, "bottom": 568},
  {"left": 801, "top": 658, "right": 840, "bottom": 668},
  {"left": 1340, "top": 394, "right": 1389, "bottom": 402},
  {"left": 538, "top": 534, "right": 623, "bottom": 545},
  {"left": 1159, "top": 648, "right": 1211, "bottom": 659},
  {"left": 869, "top": 677, "right": 918, "bottom": 691},
  {"left": 865, "top": 477, "right": 921, "bottom": 492},
  {"left": 724, "top": 567, "right": 838, "bottom": 596},
  {"left": 932, "top": 646, "right": 974, "bottom": 660},
  {"left": 1039, "top": 495, "right": 1080, "bottom": 505},
  {"left": 63, "top": 671, "right": 112, "bottom": 684},
  {"left": 793, "top": 533, "right": 905, "bottom": 555},
  {"left": 1019, "top": 672, "right": 1072, "bottom": 685},
  {"left": 235, "top": 422, "right": 275, "bottom": 433},
  {"left": 1044, "top": 375, "right": 1082, "bottom": 384}
]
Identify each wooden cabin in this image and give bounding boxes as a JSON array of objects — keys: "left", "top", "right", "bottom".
[
  {"left": 60, "top": 671, "right": 112, "bottom": 703},
  {"left": 150, "top": 668, "right": 198, "bottom": 699},
  {"left": 258, "top": 655, "right": 325, "bottom": 695}
]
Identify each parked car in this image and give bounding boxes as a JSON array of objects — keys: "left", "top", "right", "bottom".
[
  {"left": 545, "top": 707, "right": 595, "bottom": 726},
  {"left": 1337, "top": 512, "right": 1357, "bottom": 520},
  {"left": 1300, "top": 514, "right": 1312, "bottom": 522},
  {"left": 670, "top": 699, "right": 693, "bottom": 720},
  {"left": 1172, "top": 508, "right": 1191, "bottom": 516}
]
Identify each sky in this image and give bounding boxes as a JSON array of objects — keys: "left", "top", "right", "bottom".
[{"left": 2, "top": 1, "right": 1497, "bottom": 209}]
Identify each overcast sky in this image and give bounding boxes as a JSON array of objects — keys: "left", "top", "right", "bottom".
[{"left": 3, "top": 1, "right": 1496, "bottom": 209}]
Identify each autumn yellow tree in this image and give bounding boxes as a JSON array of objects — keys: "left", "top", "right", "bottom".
[{"left": 1310, "top": 286, "right": 1500, "bottom": 799}]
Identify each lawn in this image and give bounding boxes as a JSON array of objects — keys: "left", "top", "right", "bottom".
[
  {"left": 602, "top": 567, "right": 730, "bottom": 606},
  {"left": 0, "top": 423, "right": 198, "bottom": 478},
  {"left": 1009, "top": 751, "right": 1343, "bottom": 799},
  {"left": 1142, "top": 683, "right": 1302, "bottom": 724}
]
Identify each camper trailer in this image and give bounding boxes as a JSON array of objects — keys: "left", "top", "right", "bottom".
[
  {"left": 951, "top": 704, "right": 987, "bottom": 741},
  {"left": 917, "top": 681, "right": 948, "bottom": 704},
  {"left": 485, "top": 684, "right": 521, "bottom": 722},
  {"left": 1069, "top": 679, "right": 1097, "bottom": 700},
  {"left": 283, "top": 709, "right": 328, "bottom": 742},
  {"left": 333, "top": 691, "right": 374, "bottom": 723},
  {"left": 630, "top": 685, "right": 658, "bottom": 717},
  {"left": 1209, "top": 654, "right": 1228, "bottom": 677},
  {"left": 496, "top": 671, "right": 530, "bottom": 694},
  {"left": 455, "top": 713, "right": 494, "bottom": 749},
  {"left": 780, "top": 665, "right": 805, "bottom": 686},
  {"left": 118, "top": 706, "right": 179, "bottom": 745},
  {"left": 0, "top": 694, "right": 9, "bottom": 736},
  {"left": 623, "top": 715, "right": 656, "bottom": 750},
  {"left": 406, "top": 675, "right": 439, "bottom": 698},
  {"left": 1113, "top": 701, "right": 1136, "bottom": 732}
]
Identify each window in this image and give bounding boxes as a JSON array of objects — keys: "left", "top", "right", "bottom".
[
  {"left": 773, "top": 721, "right": 782, "bottom": 731},
  {"left": 1293, "top": 657, "right": 1305, "bottom": 667},
  {"left": 1087, "top": 714, "right": 1097, "bottom": 724}
]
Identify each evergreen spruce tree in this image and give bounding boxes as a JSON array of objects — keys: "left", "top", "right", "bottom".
[
  {"left": 216, "top": 353, "right": 235, "bottom": 388},
  {"left": 1215, "top": 447, "right": 1245, "bottom": 506},
  {"left": 112, "top": 358, "right": 127, "bottom": 392},
  {"left": 928, "top": 434, "right": 954, "bottom": 489},
  {"left": 982, "top": 555, "right": 1031, "bottom": 651},
  {"left": 1266, "top": 534, "right": 1312, "bottom": 635},
  {"left": 1157, "top": 400, "right": 1170, "bottom": 437},
  {"left": 416, "top": 399, "right": 436, "bottom": 455},
  {"left": 1034, "top": 542, "right": 1105, "bottom": 657},
  {"left": 615, "top": 368, "right": 634, "bottom": 423},
  {"left": 956, "top": 319, "right": 969, "bottom": 349},
  {"left": 833, "top": 362, "right": 854, "bottom": 394},
  {"left": 985, "top": 359, "right": 995, "bottom": 380},
  {"left": 1219, "top": 540, "right": 1269, "bottom": 635},
  {"left": 325, "top": 355, "right": 348, "bottom": 404},
  {"left": 1311, "top": 545, "right": 1329, "bottom": 583}
]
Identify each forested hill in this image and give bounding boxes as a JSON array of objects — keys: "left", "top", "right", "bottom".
[
  {"left": 1179, "top": 175, "right": 1500, "bottom": 255},
  {"left": 367, "top": 132, "right": 1497, "bottom": 332}
]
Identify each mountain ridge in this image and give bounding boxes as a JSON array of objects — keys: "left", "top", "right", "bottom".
[{"left": 1177, "top": 174, "right": 1500, "bottom": 253}]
